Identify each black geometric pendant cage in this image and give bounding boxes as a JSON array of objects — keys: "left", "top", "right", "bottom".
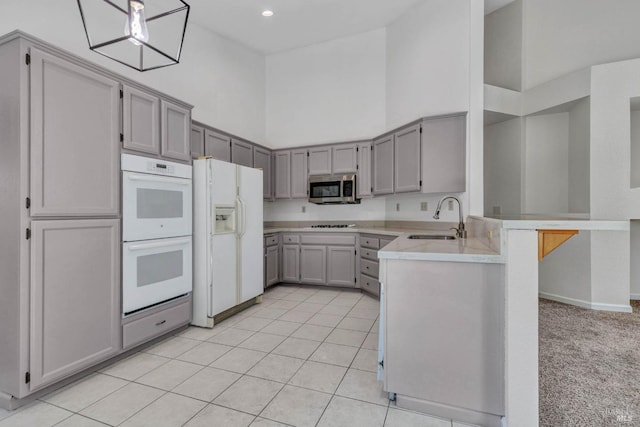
[{"left": 77, "top": 0, "right": 190, "bottom": 72}]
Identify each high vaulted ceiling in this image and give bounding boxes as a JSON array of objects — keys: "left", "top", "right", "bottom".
[{"left": 186, "top": 0, "right": 516, "bottom": 54}]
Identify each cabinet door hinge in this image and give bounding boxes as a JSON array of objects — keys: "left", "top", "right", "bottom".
[
  {"left": 379, "top": 360, "right": 384, "bottom": 368},
  {"left": 420, "top": 127, "right": 423, "bottom": 134},
  {"left": 419, "top": 180, "right": 422, "bottom": 187},
  {"left": 306, "top": 152, "right": 309, "bottom": 157},
  {"left": 371, "top": 146, "right": 373, "bottom": 151},
  {"left": 356, "top": 164, "right": 359, "bottom": 170},
  {"left": 25, "top": 228, "right": 31, "bottom": 240},
  {"left": 120, "top": 133, "right": 124, "bottom": 142},
  {"left": 25, "top": 197, "right": 30, "bottom": 209},
  {"left": 356, "top": 147, "right": 359, "bottom": 152},
  {"left": 354, "top": 277, "right": 357, "bottom": 283},
  {"left": 120, "top": 89, "right": 123, "bottom": 99},
  {"left": 354, "top": 249, "right": 357, "bottom": 255},
  {"left": 25, "top": 372, "right": 30, "bottom": 384},
  {"left": 25, "top": 53, "right": 30, "bottom": 65}
]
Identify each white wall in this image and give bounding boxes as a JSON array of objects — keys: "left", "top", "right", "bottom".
[
  {"left": 484, "top": 118, "right": 523, "bottom": 215},
  {"left": 0, "top": 0, "right": 266, "bottom": 143},
  {"left": 524, "top": 113, "right": 569, "bottom": 213},
  {"left": 523, "top": 0, "right": 640, "bottom": 90},
  {"left": 484, "top": 0, "right": 522, "bottom": 91},
  {"left": 630, "top": 109, "right": 640, "bottom": 189},
  {"left": 265, "top": 29, "right": 386, "bottom": 148},
  {"left": 264, "top": 198, "right": 386, "bottom": 222},
  {"left": 384, "top": 193, "right": 466, "bottom": 223},
  {"left": 567, "top": 98, "right": 590, "bottom": 213}
]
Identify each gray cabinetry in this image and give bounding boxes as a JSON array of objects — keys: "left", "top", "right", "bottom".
[
  {"left": 358, "top": 234, "right": 397, "bottom": 297},
  {"left": 282, "top": 243, "right": 300, "bottom": 283},
  {"left": 308, "top": 147, "right": 332, "bottom": 176},
  {"left": 274, "top": 151, "right": 291, "bottom": 199},
  {"left": 205, "top": 129, "right": 231, "bottom": 162},
  {"left": 291, "top": 149, "right": 308, "bottom": 198},
  {"left": 161, "top": 100, "right": 191, "bottom": 162},
  {"left": 191, "top": 124, "right": 205, "bottom": 159},
  {"left": 394, "top": 124, "right": 422, "bottom": 193},
  {"left": 327, "top": 246, "right": 356, "bottom": 287},
  {"left": 254, "top": 147, "right": 272, "bottom": 200},
  {"left": 30, "top": 219, "right": 120, "bottom": 390},
  {"left": 30, "top": 47, "right": 120, "bottom": 217},
  {"left": 300, "top": 245, "right": 327, "bottom": 285},
  {"left": 332, "top": 144, "right": 358, "bottom": 174},
  {"left": 264, "top": 234, "right": 279, "bottom": 288},
  {"left": 123, "top": 85, "right": 160, "bottom": 155},
  {"left": 421, "top": 113, "right": 467, "bottom": 194},
  {"left": 372, "top": 135, "right": 394, "bottom": 195},
  {"left": 231, "top": 138, "right": 253, "bottom": 167},
  {"left": 357, "top": 142, "right": 372, "bottom": 198}
]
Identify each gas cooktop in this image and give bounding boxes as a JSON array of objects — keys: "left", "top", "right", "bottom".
[{"left": 310, "top": 224, "right": 355, "bottom": 228}]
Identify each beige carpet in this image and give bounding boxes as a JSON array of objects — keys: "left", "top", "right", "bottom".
[{"left": 539, "top": 299, "right": 640, "bottom": 426}]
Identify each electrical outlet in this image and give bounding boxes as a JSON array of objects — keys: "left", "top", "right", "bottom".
[
  {"left": 396, "top": 203, "right": 400, "bottom": 212},
  {"left": 493, "top": 206, "right": 501, "bottom": 215},
  {"left": 301, "top": 206, "right": 306, "bottom": 213},
  {"left": 420, "top": 202, "right": 428, "bottom": 211},
  {"left": 488, "top": 229, "right": 493, "bottom": 240},
  {"left": 448, "top": 200, "right": 454, "bottom": 211}
]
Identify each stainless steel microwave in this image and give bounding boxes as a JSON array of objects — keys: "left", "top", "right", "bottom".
[{"left": 308, "top": 175, "right": 359, "bottom": 204}]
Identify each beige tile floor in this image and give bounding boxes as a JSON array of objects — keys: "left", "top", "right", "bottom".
[{"left": 0, "top": 285, "right": 469, "bottom": 427}]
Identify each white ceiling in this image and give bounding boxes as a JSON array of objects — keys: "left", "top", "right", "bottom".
[{"left": 187, "top": 0, "right": 517, "bottom": 54}]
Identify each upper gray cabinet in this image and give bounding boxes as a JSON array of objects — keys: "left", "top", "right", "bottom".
[
  {"left": 123, "top": 85, "right": 160, "bottom": 155},
  {"left": 372, "top": 134, "right": 394, "bottom": 195},
  {"left": 161, "top": 100, "right": 191, "bottom": 162},
  {"left": 253, "top": 146, "right": 272, "bottom": 200},
  {"left": 30, "top": 48, "right": 120, "bottom": 217},
  {"left": 357, "top": 142, "right": 372, "bottom": 198},
  {"left": 274, "top": 151, "right": 291, "bottom": 199},
  {"left": 421, "top": 114, "right": 467, "bottom": 194},
  {"left": 308, "top": 147, "right": 332, "bottom": 175},
  {"left": 332, "top": 144, "right": 358, "bottom": 174},
  {"left": 394, "top": 124, "right": 422, "bottom": 193},
  {"left": 231, "top": 138, "right": 253, "bottom": 167},
  {"left": 205, "top": 129, "right": 231, "bottom": 162},
  {"left": 291, "top": 149, "right": 309, "bottom": 198},
  {"left": 191, "top": 124, "right": 204, "bottom": 159}
]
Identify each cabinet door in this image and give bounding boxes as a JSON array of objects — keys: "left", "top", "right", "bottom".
[
  {"left": 357, "top": 142, "right": 372, "bottom": 198},
  {"left": 265, "top": 245, "right": 279, "bottom": 287},
  {"left": 253, "top": 147, "right": 272, "bottom": 199},
  {"left": 122, "top": 85, "right": 160, "bottom": 155},
  {"left": 332, "top": 144, "right": 358, "bottom": 174},
  {"left": 300, "top": 245, "right": 327, "bottom": 285},
  {"left": 372, "top": 135, "right": 394, "bottom": 195},
  {"left": 205, "top": 129, "right": 231, "bottom": 162},
  {"left": 161, "top": 100, "right": 191, "bottom": 162},
  {"left": 30, "top": 48, "right": 120, "bottom": 217},
  {"left": 30, "top": 219, "right": 120, "bottom": 390},
  {"left": 191, "top": 125, "right": 205, "bottom": 159},
  {"left": 308, "top": 147, "right": 332, "bottom": 175},
  {"left": 291, "top": 149, "right": 309, "bottom": 199},
  {"left": 231, "top": 139, "right": 253, "bottom": 167},
  {"left": 282, "top": 244, "right": 300, "bottom": 283},
  {"left": 327, "top": 246, "right": 356, "bottom": 287},
  {"left": 274, "top": 151, "right": 291, "bottom": 199},
  {"left": 421, "top": 114, "right": 467, "bottom": 194},
  {"left": 394, "top": 124, "right": 422, "bottom": 193}
]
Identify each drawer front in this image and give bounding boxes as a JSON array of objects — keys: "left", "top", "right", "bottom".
[
  {"left": 282, "top": 234, "right": 300, "bottom": 244},
  {"left": 379, "top": 237, "right": 397, "bottom": 249},
  {"left": 360, "top": 236, "right": 380, "bottom": 249},
  {"left": 360, "top": 247, "right": 378, "bottom": 261},
  {"left": 360, "top": 273, "right": 380, "bottom": 297},
  {"left": 361, "top": 258, "right": 379, "bottom": 278},
  {"left": 265, "top": 235, "right": 279, "bottom": 246},
  {"left": 301, "top": 234, "right": 356, "bottom": 246},
  {"left": 123, "top": 301, "right": 191, "bottom": 349}
]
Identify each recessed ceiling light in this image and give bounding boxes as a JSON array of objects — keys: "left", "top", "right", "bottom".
[{"left": 262, "top": 10, "right": 274, "bottom": 17}]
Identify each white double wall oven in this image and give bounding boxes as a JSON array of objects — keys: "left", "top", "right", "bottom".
[{"left": 121, "top": 154, "right": 193, "bottom": 315}]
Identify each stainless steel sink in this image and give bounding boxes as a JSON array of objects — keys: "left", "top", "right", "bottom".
[{"left": 407, "top": 235, "right": 456, "bottom": 240}]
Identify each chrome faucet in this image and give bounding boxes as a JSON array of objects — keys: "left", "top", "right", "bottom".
[{"left": 433, "top": 196, "right": 467, "bottom": 239}]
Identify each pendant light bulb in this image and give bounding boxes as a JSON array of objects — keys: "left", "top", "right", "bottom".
[{"left": 125, "top": 0, "right": 149, "bottom": 46}]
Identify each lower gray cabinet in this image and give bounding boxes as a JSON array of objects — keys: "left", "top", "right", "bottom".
[
  {"left": 265, "top": 245, "right": 279, "bottom": 287},
  {"left": 29, "top": 219, "right": 120, "bottom": 390},
  {"left": 282, "top": 244, "right": 300, "bottom": 283},
  {"left": 327, "top": 246, "right": 356, "bottom": 287},
  {"left": 300, "top": 245, "right": 327, "bottom": 285}
]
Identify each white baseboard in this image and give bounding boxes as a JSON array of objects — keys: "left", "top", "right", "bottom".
[
  {"left": 539, "top": 292, "right": 632, "bottom": 313},
  {"left": 631, "top": 293, "right": 640, "bottom": 300}
]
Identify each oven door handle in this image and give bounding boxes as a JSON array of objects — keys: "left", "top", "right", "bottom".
[
  {"left": 127, "top": 238, "right": 191, "bottom": 251},
  {"left": 126, "top": 173, "right": 191, "bottom": 186}
]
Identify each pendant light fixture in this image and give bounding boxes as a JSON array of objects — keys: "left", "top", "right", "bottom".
[{"left": 77, "top": 0, "right": 190, "bottom": 72}]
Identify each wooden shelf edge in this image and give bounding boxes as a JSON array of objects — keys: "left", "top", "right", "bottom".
[{"left": 538, "top": 229, "right": 579, "bottom": 261}]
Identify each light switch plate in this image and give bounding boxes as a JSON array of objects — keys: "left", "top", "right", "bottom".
[
  {"left": 420, "top": 202, "right": 428, "bottom": 211},
  {"left": 396, "top": 203, "right": 400, "bottom": 212}
]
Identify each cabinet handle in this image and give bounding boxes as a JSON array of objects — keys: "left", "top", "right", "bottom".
[{"left": 155, "top": 320, "right": 167, "bottom": 326}]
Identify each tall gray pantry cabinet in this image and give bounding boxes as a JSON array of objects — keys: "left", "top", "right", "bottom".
[{"left": 0, "top": 34, "right": 121, "bottom": 405}]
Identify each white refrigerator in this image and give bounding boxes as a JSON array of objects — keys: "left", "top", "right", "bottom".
[{"left": 192, "top": 158, "right": 264, "bottom": 328}]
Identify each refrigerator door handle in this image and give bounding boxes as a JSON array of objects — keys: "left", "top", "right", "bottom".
[{"left": 237, "top": 197, "right": 247, "bottom": 238}]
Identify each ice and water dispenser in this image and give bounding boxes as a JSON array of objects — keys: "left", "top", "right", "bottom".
[{"left": 214, "top": 207, "right": 236, "bottom": 234}]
